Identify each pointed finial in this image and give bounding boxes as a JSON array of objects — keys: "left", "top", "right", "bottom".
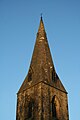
[
  {"left": 38, "top": 13, "right": 45, "bottom": 32},
  {"left": 41, "top": 13, "right": 43, "bottom": 20}
]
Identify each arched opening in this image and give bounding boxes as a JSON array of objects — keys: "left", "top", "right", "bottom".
[
  {"left": 52, "top": 96, "right": 60, "bottom": 120},
  {"left": 27, "top": 101, "right": 34, "bottom": 119}
]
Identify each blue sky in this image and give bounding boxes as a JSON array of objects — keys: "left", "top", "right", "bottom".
[{"left": 0, "top": 0, "right": 80, "bottom": 119}]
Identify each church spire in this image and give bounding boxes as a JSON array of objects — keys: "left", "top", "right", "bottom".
[
  {"left": 16, "top": 17, "right": 69, "bottom": 120},
  {"left": 18, "top": 17, "right": 66, "bottom": 93},
  {"left": 29, "top": 16, "right": 55, "bottom": 84}
]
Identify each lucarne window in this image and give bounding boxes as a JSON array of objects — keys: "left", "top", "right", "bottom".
[
  {"left": 28, "top": 68, "right": 32, "bottom": 82},
  {"left": 52, "top": 67, "right": 56, "bottom": 82},
  {"left": 28, "top": 72, "right": 32, "bottom": 82}
]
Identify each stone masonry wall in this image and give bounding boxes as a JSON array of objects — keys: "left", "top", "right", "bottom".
[
  {"left": 16, "top": 83, "right": 43, "bottom": 120},
  {"left": 16, "top": 82, "right": 69, "bottom": 120}
]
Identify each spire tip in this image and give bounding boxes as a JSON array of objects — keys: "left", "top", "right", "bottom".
[{"left": 40, "top": 13, "right": 43, "bottom": 20}]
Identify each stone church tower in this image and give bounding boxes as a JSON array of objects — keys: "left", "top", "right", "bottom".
[{"left": 16, "top": 17, "right": 69, "bottom": 120}]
